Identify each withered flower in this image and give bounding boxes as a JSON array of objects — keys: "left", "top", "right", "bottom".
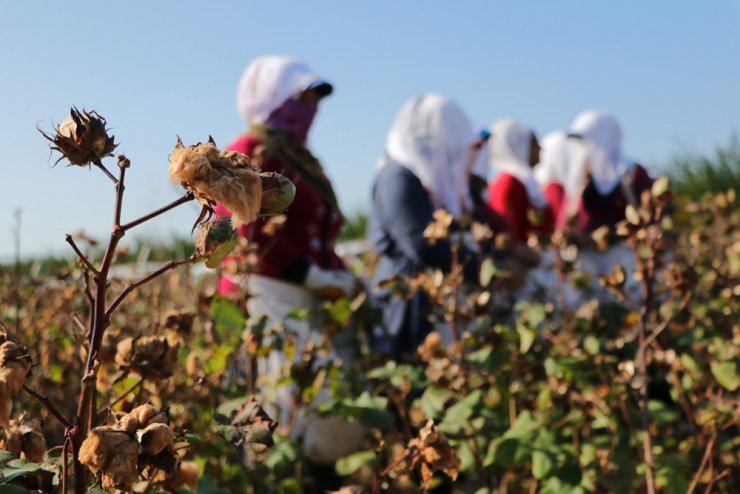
[
  {"left": 41, "top": 107, "right": 117, "bottom": 167},
  {"left": 405, "top": 420, "right": 460, "bottom": 489}
]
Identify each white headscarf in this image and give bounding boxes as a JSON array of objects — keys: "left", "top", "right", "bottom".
[
  {"left": 535, "top": 131, "right": 587, "bottom": 214},
  {"left": 569, "top": 109, "right": 635, "bottom": 196},
  {"left": 380, "top": 94, "right": 482, "bottom": 218},
  {"left": 236, "top": 55, "right": 330, "bottom": 126},
  {"left": 488, "top": 119, "right": 548, "bottom": 209}
]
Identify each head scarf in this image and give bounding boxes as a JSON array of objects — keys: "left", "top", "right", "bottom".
[
  {"left": 380, "top": 94, "right": 482, "bottom": 218},
  {"left": 236, "top": 55, "right": 332, "bottom": 142},
  {"left": 535, "top": 131, "right": 587, "bottom": 213},
  {"left": 569, "top": 109, "right": 634, "bottom": 196},
  {"left": 237, "top": 56, "right": 338, "bottom": 207},
  {"left": 488, "top": 119, "right": 547, "bottom": 209}
]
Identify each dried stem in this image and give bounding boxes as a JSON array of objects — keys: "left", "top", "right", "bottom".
[
  {"left": 634, "top": 239, "right": 657, "bottom": 494},
  {"left": 62, "top": 437, "right": 70, "bottom": 494},
  {"left": 71, "top": 314, "right": 87, "bottom": 334},
  {"left": 687, "top": 433, "right": 717, "bottom": 494},
  {"left": 641, "top": 291, "right": 691, "bottom": 350},
  {"left": 65, "top": 235, "right": 99, "bottom": 275},
  {"left": 22, "top": 384, "right": 71, "bottom": 429},
  {"left": 105, "top": 256, "right": 198, "bottom": 318},
  {"left": 93, "top": 160, "right": 118, "bottom": 185},
  {"left": 119, "top": 192, "right": 195, "bottom": 232}
]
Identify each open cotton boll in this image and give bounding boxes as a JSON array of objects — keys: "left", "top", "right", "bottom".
[{"left": 168, "top": 138, "right": 262, "bottom": 227}]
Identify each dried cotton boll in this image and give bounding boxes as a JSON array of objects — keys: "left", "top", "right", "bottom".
[
  {"left": 80, "top": 427, "right": 139, "bottom": 490},
  {"left": 0, "top": 396, "right": 12, "bottom": 428},
  {"left": 0, "top": 341, "right": 32, "bottom": 402},
  {"left": 168, "top": 143, "right": 213, "bottom": 185},
  {"left": 0, "top": 425, "right": 23, "bottom": 455},
  {"left": 101, "top": 437, "right": 139, "bottom": 491},
  {"left": 115, "top": 335, "right": 179, "bottom": 378},
  {"left": 21, "top": 429, "right": 47, "bottom": 463},
  {"left": 137, "top": 422, "right": 174, "bottom": 456},
  {"left": 168, "top": 138, "right": 264, "bottom": 227}
]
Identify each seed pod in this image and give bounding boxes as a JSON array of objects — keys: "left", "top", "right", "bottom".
[
  {"left": 258, "top": 172, "right": 296, "bottom": 216},
  {"left": 195, "top": 216, "right": 239, "bottom": 268},
  {"left": 41, "top": 107, "right": 117, "bottom": 166}
]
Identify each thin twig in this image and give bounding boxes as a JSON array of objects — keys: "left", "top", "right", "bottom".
[
  {"left": 65, "top": 235, "right": 99, "bottom": 275},
  {"left": 71, "top": 314, "right": 87, "bottom": 334},
  {"left": 93, "top": 160, "right": 119, "bottom": 185},
  {"left": 22, "top": 385, "right": 71, "bottom": 429},
  {"left": 113, "top": 163, "right": 126, "bottom": 226},
  {"left": 61, "top": 437, "right": 70, "bottom": 494},
  {"left": 119, "top": 192, "right": 194, "bottom": 232},
  {"left": 98, "top": 377, "right": 144, "bottom": 415},
  {"left": 687, "top": 433, "right": 717, "bottom": 494},
  {"left": 105, "top": 256, "right": 199, "bottom": 318},
  {"left": 642, "top": 291, "right": 691, "bottom": 349}
]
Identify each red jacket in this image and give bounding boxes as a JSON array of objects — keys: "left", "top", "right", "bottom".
[
  {"left": 487, "top": 173, "right": 554, "bottom": 244},
  {"left": 543, "top": 181, "right": 566, "bottom": 229},
  {"left": 215, "top": 134, "right": 344, "bottom": 289}
]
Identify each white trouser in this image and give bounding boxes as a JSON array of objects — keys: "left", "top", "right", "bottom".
[{"left": 246, "top": 275, "right": 365, "bottom": 465}]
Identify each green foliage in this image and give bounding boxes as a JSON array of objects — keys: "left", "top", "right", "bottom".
[
  {"left": 338, "top": 211, "right": 368, "bottom": 241},
  {"left": 667, "top": 134, "right": 740, "bottom": 199}
]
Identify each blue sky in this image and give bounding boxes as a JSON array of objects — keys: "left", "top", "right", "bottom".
[{"left": 1, "top": 1, "right": 739, "bottom": 259}]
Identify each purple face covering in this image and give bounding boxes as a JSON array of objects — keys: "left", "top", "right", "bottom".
[{"left": 265, "top": 96, "right": 318, "bottom": 144}]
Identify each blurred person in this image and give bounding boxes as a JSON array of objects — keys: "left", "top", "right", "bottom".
[
  {"left": 487, "top": 119, "right": 555, "bottom": 244},
  {"left": 534, "top": 131, "right": 587, "bottom": 229},
  {"left": 368, "top": 93, "right": 480, "bottom": 360},
  {"left": 214, "top": 55, "right": 363, "bottom": 472},
  {"left": 567, "top": 110, "right": 658, "bottom": 305},
  {"left": 569, "top": 109, "right": 655, "bottom": 232}
]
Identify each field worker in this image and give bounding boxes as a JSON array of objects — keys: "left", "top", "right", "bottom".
[
  {"left": 368, "top": 93, "right": 479, "bottom": 360},
  {"left": 487, "top": 119, "right": 555, "bottom": 244},
  {"left": 213, "top": 55, "right": 363, "bottom": 471},
  {"left": 534, "top": 131, "right": 588, "bottom": 229},
  {"left": 569, "top": 109, "right": 655, "bottom": 232},
  {"left": 567, "top": 110, "right": 657, "bottom": 305}
]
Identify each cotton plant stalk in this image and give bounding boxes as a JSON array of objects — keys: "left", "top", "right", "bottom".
[{"left": 29, "top": 108, "right": 296, "bottom": 493}]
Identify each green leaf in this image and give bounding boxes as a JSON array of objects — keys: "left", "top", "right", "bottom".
[
  {"left": 209, "top": 297, "right": 246, "bottom": 345},
  {"left": 335, "top": 449, "right": 375, "bottom": 476},
  {"left": 0, "top": 450, "right": 16, "bottom": 465},
  {"left": 710, "top": 361, "right": 739, "bottom": 391},
  {"left": 479, "top": 258, "right": 498, "bottom": 286},
  {"left": 516, "top": 322, "right": 536, "bottom": 354},
  {"left": 215, "top": 396, "right": 250, "bottom": 421},
  {"left": 196, "top": 476, "right": 231, "bottom": 494},
  {"left": 0, "top": 484, "right": 31, "bottom": 493},
  {"left": 418, "top": 386, "right": 455, "bottom": 419},
  {"left": 583, "top": 335, "right": 600, "bottom": 355},
  {"left": 203, "top": 344, "right": 234, "bottom": 376},
  {"left": 532, "top": 449, "right": 554, "bottom": 479},
  {"left": 324, "top": 298, "right": 352, "bottom": 326}
]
